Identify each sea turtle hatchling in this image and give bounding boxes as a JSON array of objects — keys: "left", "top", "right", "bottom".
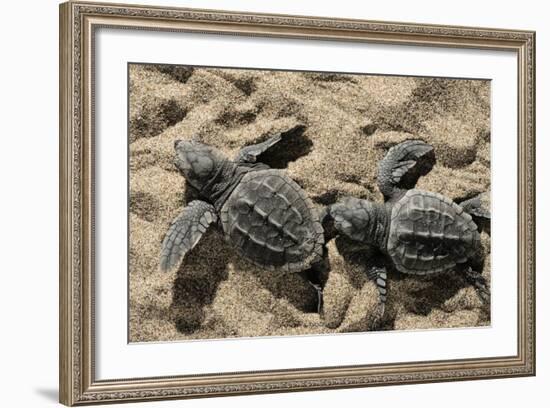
[
  {"left": 159, "top": 130, "right": 326, "bottom": 312},
  {"left": 327, "top": 140, "right": 490, "bottom": 316}
]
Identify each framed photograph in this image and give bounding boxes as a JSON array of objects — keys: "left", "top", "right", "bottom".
[{"left": 59, "top": 1, "right": 536, "bottom": 405}]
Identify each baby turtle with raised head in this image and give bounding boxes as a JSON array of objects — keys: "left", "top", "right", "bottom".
[
  {"left": 160, "top": 130, "right": 326, "bottom": 312},
  {"left": 328, "top": 140, "right": 490, "bottom": 315}
]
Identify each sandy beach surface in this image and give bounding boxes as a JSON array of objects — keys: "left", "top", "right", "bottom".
[{"left": 129, "top": 64, "right": 491, "bottom": 342}]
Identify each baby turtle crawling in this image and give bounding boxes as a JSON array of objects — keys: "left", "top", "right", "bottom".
[
  {"left": 328, "top": 140, "right": 490, "bottom": 315},
  {"left": 160, "top": 131, "right": 326, "bottom": 312}
]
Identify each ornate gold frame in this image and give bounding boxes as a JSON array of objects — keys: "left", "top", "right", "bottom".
[{"left": 59, "top": 1, "right": 536, "bottom": 405}]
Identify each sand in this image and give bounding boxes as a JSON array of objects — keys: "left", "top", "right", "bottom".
[{"left": 128, "top": 64, "right": 491, "bottom": 342}]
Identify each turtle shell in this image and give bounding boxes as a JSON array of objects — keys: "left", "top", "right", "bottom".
[
  {"left": 219, "top": 169, "right": 324, "bottom": 273},
  {"left": 386, "top": 189, "right": 481, "bottom": 275}
]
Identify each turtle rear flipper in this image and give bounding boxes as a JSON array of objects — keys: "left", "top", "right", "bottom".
[
  {"left": 160, "top": 200, "right": 218, "bottom": 273},
  {"left": 459, "top": 193, "right": 491, "bottom": 233},
  {"left": 459, "top": 194, "right": 491, "bottom": 219},
  {"left": 457, "top": 264, "right": 490, "bottom": 303},
  {"left": 299, "top": 264, "right": 326, "bottom": 315},
  {"left": 377, "top": 140, "right": 435, "bottom": 201}
]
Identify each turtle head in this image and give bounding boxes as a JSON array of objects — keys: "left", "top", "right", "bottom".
[
  {"left": 329, "top": 197, "right": 386, "bottom": 247},
  {"left": 173, "top": 140, "right": 226, "bottom": 190}
]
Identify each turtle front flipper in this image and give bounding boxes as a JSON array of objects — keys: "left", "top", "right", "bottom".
[
  {"left": 160, "top": 200, "right": 218, "bottom": 273},
  {"left": 367, "top": 266, "right": 388, "bottom": 324},
  {"left": 377, "top": 140, "right": 435, "bottom": 201},
  {"left": 235, "top": 133, "right": 283, "bottom": 163},
  {"left": 234, "top": 124, "right": 307, "bottom": 164}
]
